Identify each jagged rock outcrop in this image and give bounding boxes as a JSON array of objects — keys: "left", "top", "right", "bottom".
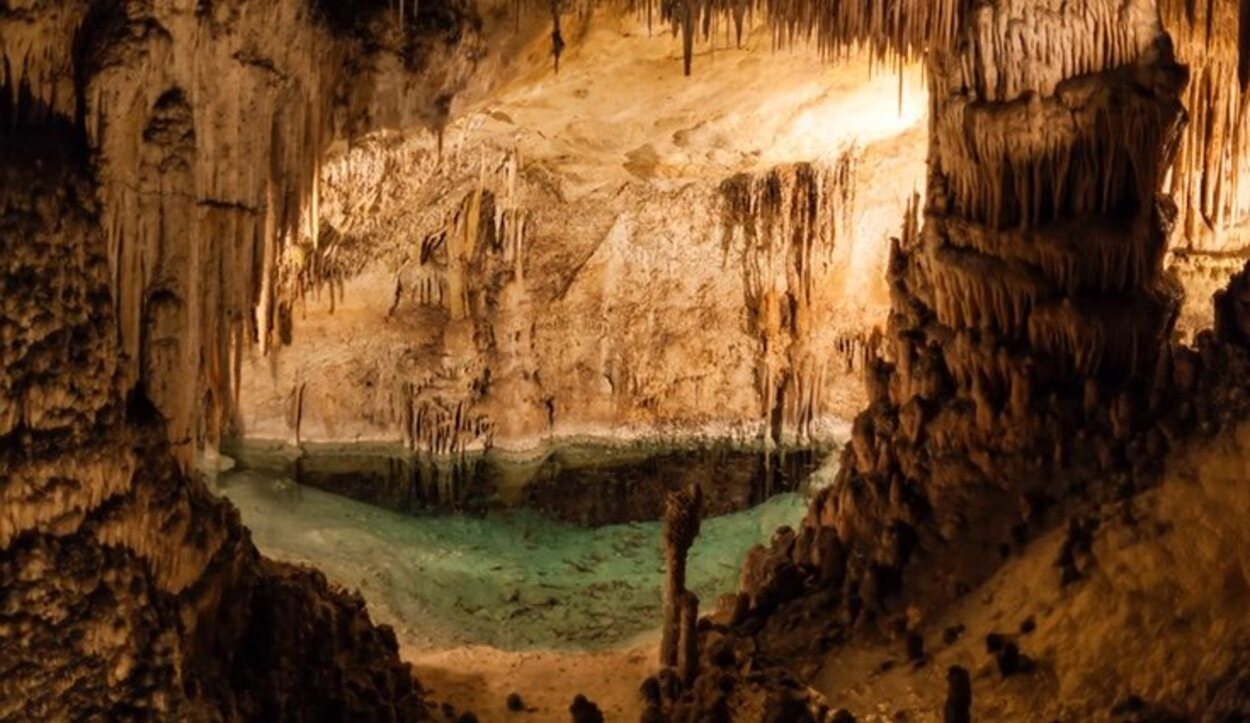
[{"left": 809, "top": 0, "right": 1188, "bottom": 623}]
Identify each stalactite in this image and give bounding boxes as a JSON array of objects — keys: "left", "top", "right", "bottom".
[
  {"left": 570, "top": 0, "right": 971, "bottom": 75},
  {"left": 719, "top": 151, "right": 858, "bottom": 444},
  {"left": 550, "top": 0, "right": 566, "bottom": 72},
  {"left": 1159, "top": 0, "right": 1250, "bottom": 249},
  {"left": 357, "top": 150, "right": 537, "bottom": 458}
]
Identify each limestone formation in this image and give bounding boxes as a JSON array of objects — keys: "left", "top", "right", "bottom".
[
  {"left": 678, "top": 591, "right": 701, "bottom": 685},
  {"left": 642, "top": 0, "right": 1250, "bottom": 719},
  {"left": 0, "top": 0, "right": 482, "bottom": 718},
  {"left": 570, "top": 694, "right": 605, "bottom": 723},
  {"left": 661, "top": 484, "right": 702, "bottom": 666},
  {"left": 235, "top": 131, "right": 901, "bottom": 454},
  {"left": 0, "top": 128, "right": 429, "bottom": 721},
  {"left": 2, "top": 0, "right": 480, "bottom": 468},
  {"left": 720, "top": 157, "right": 876, "bottom": 446}
]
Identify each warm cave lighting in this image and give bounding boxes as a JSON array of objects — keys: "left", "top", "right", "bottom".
[
  {"left": 9, "top": 0, "right": 1250, "bottom": 720},
  {"left": 222, "top": 14, "right": 931, "bottom": 718}
]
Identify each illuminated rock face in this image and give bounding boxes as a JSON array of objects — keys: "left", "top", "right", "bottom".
[
  {"left": 237, "top": 150, "right": 887, "bottom": 452},
  {"left": 232, "top": 24, "right": 929, "bottom": 453},
  {"left": 1152, "top": 0, "right": 1250, "bottom": 333}
]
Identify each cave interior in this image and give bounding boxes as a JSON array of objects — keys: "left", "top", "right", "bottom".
[{"left": 6, "top": 0, "right": 1250, "bottom": 721}]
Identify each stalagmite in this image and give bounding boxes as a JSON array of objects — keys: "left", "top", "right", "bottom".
[
  {"left": 944, "top": 666, "right": 972, "bottom": 723},
  {"left": 661, "top": 484, "right": 703, "bottom": 667},
  {"left": 678, "top": 591, "right": 701, "bottom": 685}
]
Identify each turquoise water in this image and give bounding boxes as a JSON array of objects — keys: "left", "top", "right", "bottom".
[{"left": 215, "top": 448, "right": 833, "bottom": 651}]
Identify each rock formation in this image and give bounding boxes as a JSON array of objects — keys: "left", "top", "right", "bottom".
[
  {"left": 661, "top": 484, "right": 702, "bottom": 666},
  {"left": 0, "top": 127, "right": 427, "bottom": 721},
  {"left": 808, "top": 0, "right": 1189, "bottom": 614},
  {"left": 678, "top": 591, "right": 701, "bottom": 685},
  {"left": 640, "top": 0, "right": 1250, "bottom": 718},
  {"left": 1, "top": 0, "right": 482, "bottom": 718},
  {"left": 944, "top": 665, "right": 972, "bottom": 723},
  {"left": 9, "top": 0, "right": 1250, "bottom": 719}
]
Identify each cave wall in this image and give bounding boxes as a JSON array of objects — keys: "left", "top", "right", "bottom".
[
  {"left": 224, "top": 20, "right": 932, "bottom": 455},
  {"left": 3, "top": 0, "right": 480, "bottom": 467},
  {"left": 234, "top": 135, "right": 910, "bottom": 453},
  {"left": 0, "top": 127, "right": 429, "bottom": 720},
  {"left": 0, "top": 0, "right": 484, "bottom": 718}
]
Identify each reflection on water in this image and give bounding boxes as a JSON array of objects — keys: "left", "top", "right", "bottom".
[
  {"left": 226, "top": 440, "right": 826, "bottom": 527},
  {"left": 213, "top": 440, "right": 838, "bottom": 650}
]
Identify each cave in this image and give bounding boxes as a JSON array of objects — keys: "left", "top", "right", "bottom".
[{"left": 6, "top": 0, "right": 1250, "bottom": 721}]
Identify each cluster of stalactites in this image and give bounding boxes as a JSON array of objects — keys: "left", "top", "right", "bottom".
[
  {"left": 719, "top": 152, "right": 859, "bottom": 443},
  {"left": 895, "top": 0, "right": 1187, "bottom": 396},
  {"left": 958, "top": 0, "right": 1159, "bottom": 103},
  {"left": 932, "top": 67, "right": 1186, "bottom": 231},
  {"left": 387, "top": 152, "right": 528, "bottom": 455},
  {"left": 396, "top": 382, "right": 496, "bottom": 455},
  {"left": 534, "top": 0, "right": 967, "bottom": 75},
  {"left": 0, "top": 2, "right": 86, "bottom": 126},
  {"left": 1158, "top": 0, "right": 1250, "bottom": 250},
  {"left": 720, "top": 154, "right": 856, "bottom": 312},
  {"left": 73, "top": 1, "right": 343, "bottom": 468}
]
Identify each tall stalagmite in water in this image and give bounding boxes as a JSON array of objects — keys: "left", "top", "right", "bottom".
[{"left": 660, "top": 484, "right": 703, "bottom": 666}]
